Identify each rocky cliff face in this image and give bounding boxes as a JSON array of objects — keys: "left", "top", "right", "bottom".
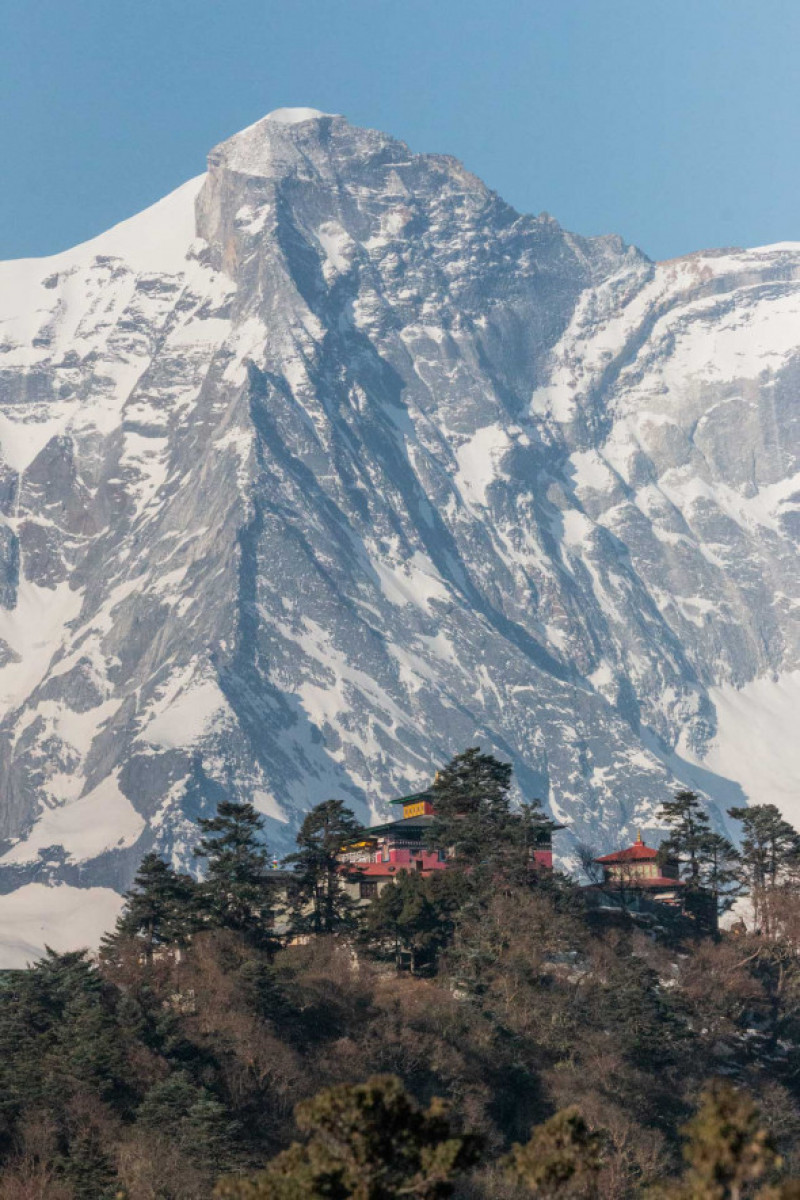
[{"left": 0, "top": 109, "right": 797, "bottom": 939}]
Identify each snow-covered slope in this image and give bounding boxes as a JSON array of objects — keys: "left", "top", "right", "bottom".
[{"left": 0, "top": 109, "right": 797, "bottom": 956}]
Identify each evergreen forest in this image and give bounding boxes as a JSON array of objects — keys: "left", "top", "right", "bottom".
[{"left": 2, "top": 751, "right": 800, "bottom": 1199}]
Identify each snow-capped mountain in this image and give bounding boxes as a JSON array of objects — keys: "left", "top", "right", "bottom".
[{"left": 0, "top": 108, "right": 797, "bottom": 954}]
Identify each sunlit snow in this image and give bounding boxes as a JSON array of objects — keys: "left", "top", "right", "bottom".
[{"left": 0, "top": 884, "right": 124, "bottom": 969}]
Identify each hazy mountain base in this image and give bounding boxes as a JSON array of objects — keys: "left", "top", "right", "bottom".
[{"left": 0, "top": 109, "right": 797, "bottom": 936}]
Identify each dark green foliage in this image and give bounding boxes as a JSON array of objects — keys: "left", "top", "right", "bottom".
[
  {"left": 60, "top": 1121, "right": 118, "bottom": 1200},
  {"left": 5, "top": 758, "right": 800, "bottom": 1197},
  {"left": 583, "top": 949, "right": 689, "bottom": 1071},
  {"left": 284, "top": 799, "right": 363, "bottom": 935},
  {"left": 137, "top": 1072, "right": 239, "bottom": 1174},
  {"left": 728, "top": 804, "right": 800, "bottom": 936},
  {"left": 102, "top": 851, "right": 197, "bottom": 961},
  {"left": 0, "top": 949, "right": 131, "bottom": 1195},
  {"left": 429, "top": 748, "right": 559, "bottom": 889},
  {"left": 0, "top": 949, "right": 131, "bottom": 1113},
  {"left": 194, "top": 799, "right": 279, "bottom": 948},
  {"left": 429, "top": 747, "right": 514, "bottom": 869},
  {"left": 659, "top": 791, "right": 741, "bottom": 917},
  {"left": 659, "top": 791, "right": 715, "bottom": 890},
  {"left": 359, "top": 869, "right": 461, "bottom": 973},
  {"left": 215, "top": 1074, "right": 483, "bottom": 1199},
  {"left": 697, "top": 830, "right": 744, "bottom": 916}
]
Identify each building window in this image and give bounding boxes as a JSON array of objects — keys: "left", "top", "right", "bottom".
[{"left": 359, "top": 880, "right": 378, "bottom": 900}]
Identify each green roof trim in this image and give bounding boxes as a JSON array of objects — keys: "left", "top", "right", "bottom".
[
  {"left": 345, "top": 815, "right": 435, "bottom": 838},
  {"left": 388, "top": 789, "right": 434, "bottom": 806}
]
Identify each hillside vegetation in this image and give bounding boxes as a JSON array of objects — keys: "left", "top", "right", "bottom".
[{"left": 2, "top": 752, "right": 800, "bottom": 1199}]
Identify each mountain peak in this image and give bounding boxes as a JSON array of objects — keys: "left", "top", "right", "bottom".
[
  {"left": 262, "top": 106, "right": 334, "bottom": 125},
  {"left": 206, "top": 106, "right": 351, "bottom": 179},
  {"left": 0, "top": 112, "right": 798, "bottom": 964}
]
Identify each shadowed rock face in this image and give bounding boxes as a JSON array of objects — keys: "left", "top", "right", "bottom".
[{"left": 0, "top": 109, "right": 797, "bottom": 905}]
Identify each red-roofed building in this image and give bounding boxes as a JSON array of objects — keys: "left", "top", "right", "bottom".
[
  {"left": 336, "top": 788, "right": 446, "bottom": 901},
  {"left": 593, "top": 831, "right": 685, "bottom": 904},
  {"left": 337, "top": 786, "right": 559, "bottom": 902}
]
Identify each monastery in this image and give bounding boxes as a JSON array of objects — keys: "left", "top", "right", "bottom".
[
  {"left": 336, "top": 786, "right": 558, "bottom": 902},
  {"left": 592, "top": 831, "right": 685, "bottom": 905},
  {"left": 334, "top": 792, "right": 704, "bottom": 926}
]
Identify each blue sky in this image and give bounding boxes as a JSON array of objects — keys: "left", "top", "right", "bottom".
[{"left": 2, "top": 0, "right": 799, "bottom": 262}]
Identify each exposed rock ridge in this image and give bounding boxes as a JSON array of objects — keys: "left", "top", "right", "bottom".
[{"left": 0, "top": 110, "right": 796, "bottom": 931}]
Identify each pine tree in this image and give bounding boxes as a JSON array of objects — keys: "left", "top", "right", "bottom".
[
  {"left": 194, "top": 800, "right": 278, "bottom": 948},
  {"left": 60, "top": 1122, "right": 118, "bottom": 1200},
  {"left": 728, "top": 805, "right": 800, "bottom": 937},
  {"left": 9, "top": 951, "right": 130, "bottom": 1108},
  {"left": 429, "top": 747, "right": 514, "bottom": 870},
  {"left": 102, "top": 851, "right": 197, "bottom": 962},
  {"left": 360, "top": 870, "right": 457, "bottom": 974},
  {"left": 428, "top": 749, "right": 559, "bottom": 898},
  {"left": 658, "top": 790, "right": 740, "bottom": 920},
  {"left": 506, "top": 1106, "right": 604, "bottom": 1197},
  {"left": 284, "top": 799, "right": 362, "bottom": 936},
  {"left": 0, "top": 949, "right": 132, "bottom": 1195},
  {"left": 589, "top": 951, "right": 689, "bottom": 1071},
  {"left": 698, "top": 830, "right": 743, "bottom": 917},
  {"left": 508, "top": 799, "right": 562, "bottom": 885},
  {"left": 360, "top": 873, "right": 406, "bottom": 970},
  {"left": 214, "top": 1074, "right": 482, "bottom": 1199},
  {"left": 659, "top": 790, "right": 714, "bottom": 889},
  {"left": 138, "top": 1072, "right": 239, "bottom": 1177}
]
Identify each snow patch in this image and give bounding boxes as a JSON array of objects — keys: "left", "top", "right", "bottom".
[
  {"left": 253, "top": 789, "right": 290, "bottom": 824},
  {"left": 570, "top": 449, "right": 618, "bottom": 494},
  {"left": 454, "top": 424, "right": 511, "bottom": 506},
  {"left": 0, "top": 413, "right": 66, "bottom": 473},
  {"left": 0, "top": 580, "right": 84, "bottom": 710},
  {"left": 143, "top": 676, "right": 231, "bottom": 749},
  {"left": 317, "top": 221, "right": 356, "bottom": 280},
  {"left": 372, "top": 550, "right": 449, "bottom": 611},
  {"left": 684, "top": 673, "right": 800, "bottom": 823},
  {"left": 264, "top": 107, "right": 332, "bottom": 125},
  {"left": 0, "top": 175, "right": 204, "bottom": 286},
  {"left": 2, "top": 772, "right": 145, "bottom": 865},
  {"left": 167, "top": 316, "right": 231, "bottom": 347},
  {"left": 0, "top": 884, "right": 124, "bottom": 969}
]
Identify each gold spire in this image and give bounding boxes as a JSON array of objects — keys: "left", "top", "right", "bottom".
[{"left": 635, "top": 829, "right": 643, "bottom": 845}]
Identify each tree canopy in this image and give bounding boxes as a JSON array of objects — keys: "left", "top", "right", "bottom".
[{"left": 194, "top": 799, "right": 279, "bottom": 948}]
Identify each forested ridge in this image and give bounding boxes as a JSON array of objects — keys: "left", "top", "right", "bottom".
[{"left": 2, "top": 751, "right": 800, "bottom": 1199}]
